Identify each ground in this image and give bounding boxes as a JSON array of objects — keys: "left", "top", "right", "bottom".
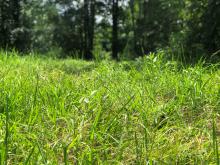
[{"left": 0, "top": 52, "right": 219, "bottom": 164}]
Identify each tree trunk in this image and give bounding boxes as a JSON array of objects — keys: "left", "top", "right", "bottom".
[
  {"left": 88, "top": 0, "right": 95, "bottom": 56},
  {"left": 12, "top": 0, "right": 21, "bottom": 50},
  {"left": 84, "top": 0, "right": 93, "bottom": 59},
  {"left": 129, "top": 0, "right": 137, "bottom": 56},
  {"left": 83, "top": 0, "right": 95, "bottom": 60},
  {"left": 112, "top": 0, "right": 119, "bottom": 60}
]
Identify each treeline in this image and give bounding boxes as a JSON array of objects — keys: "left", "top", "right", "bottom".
[{"left": 0, "top": 0, "right": 219, "bottom": 60}]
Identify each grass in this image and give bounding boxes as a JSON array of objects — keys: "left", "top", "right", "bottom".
[{"left": 0, "top": 51, "right": 219, "bottom": 164}]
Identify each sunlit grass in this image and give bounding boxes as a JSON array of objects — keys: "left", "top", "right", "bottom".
[{"left": 0, "top": 51, "right": 219, "bottom": 164}]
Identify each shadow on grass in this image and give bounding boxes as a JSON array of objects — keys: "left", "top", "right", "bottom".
[{"left": 59, "top": 63, "right": 96, "bottom": 75}]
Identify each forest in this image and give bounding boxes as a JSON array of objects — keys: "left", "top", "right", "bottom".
[
  {"left": 0, "top": 0, "right": 220, "bottom": 164},
  {"left": 0, "top": 0, "right": 219, "bottom": 60}
]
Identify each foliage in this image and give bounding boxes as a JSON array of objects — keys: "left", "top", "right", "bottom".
[{"left": 0, "top": 0, "right": 219, "bottom": 60}]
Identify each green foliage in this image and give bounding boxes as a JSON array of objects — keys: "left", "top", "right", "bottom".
[
  {"left": 0, "top": 52, "right": 219, "bottom": 163},
  {"left": 52, "top": 1, "right": 84, "bottom": 56},
  {"left": 135, "top": 0, "right": 182, "bottom": 54},
  {"left": 0, "top": 0, "right": 32, "bottom": 51},
  {"left": 172, "top": 0, "right": 220, "bottom": 60},
  {"left": 0, "top": 0, "right": 219, "bottom": 60}
]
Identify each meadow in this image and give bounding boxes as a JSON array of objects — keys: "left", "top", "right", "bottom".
[{"left": 0, "top": 52, "right": 219, "bottom": 164}]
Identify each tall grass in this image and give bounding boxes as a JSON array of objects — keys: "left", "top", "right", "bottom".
[{"left": 0, "top": 51, "right": 219, "bottom": 164}]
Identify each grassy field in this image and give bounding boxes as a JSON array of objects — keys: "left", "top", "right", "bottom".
[{"left": 0, "top": 52, "right": 219, "bottom": 164}]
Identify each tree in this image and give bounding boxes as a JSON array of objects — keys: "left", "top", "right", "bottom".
[
  {"left": 83, "top": 0, "right": 96, "bottom": 59},
  {"left": 202, "top": 0, "right": 220, "bottom": 54},
  {"left": 49, "top": 0, "right": 96, "bottom": 59},
  {"left": 135, "top": 0, "right": 181, "bottom": 55},
  {"left": 129, "top": 0, "right": 136, "bottom": 55},
  {"left": 50, "top": 0, "right": 84, "bottom": 57},
  {"left": 0, "top": 0, "right": 32, "bottom": 51},
  {"left": 112, "top": 0, "right": 119, "bottom": 60},
  {"left": 11, "top": 0, "right": 31, "bottom": 52},
  {"left": 0, "top": 0, "right": 12, "bottom": 49}
]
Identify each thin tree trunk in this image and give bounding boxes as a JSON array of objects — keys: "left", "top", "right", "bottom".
[
  {"left": 129, "top": 0, "right": 137, "bottom": 55},
  {"left": 112, "top": 0, "right": 119, "bottom": 60},
  {"left": 84, "top": 0, "right": 92, "bottom": 59},
  {"left": 89, "top": 0, "right": 95, "bottom": 54},
  {"left": 12, "top": 0, "right": 21, "bottom": 50}
]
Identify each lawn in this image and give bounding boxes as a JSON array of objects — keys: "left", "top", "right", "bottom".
[{"left": 0, "top": 52, "right": 220, "bottom": 164}]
